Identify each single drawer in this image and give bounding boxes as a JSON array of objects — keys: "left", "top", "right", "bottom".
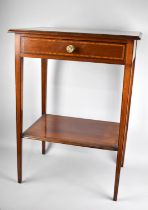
[{"left": 21, "top": 36, "right": 125, "bottom": 63}]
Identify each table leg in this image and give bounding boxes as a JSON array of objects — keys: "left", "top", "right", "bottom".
[
  {"left": 15, "top": 42, "right": 23, "bottom": 183},
  {"left": 113, "top": 40, "right": 134, "bottom": 201},
  {"left": 41, "top": 59, "right": 48, "bottom": 154},
  {"left": 121, "top": 58, "right": 135, "bottom": 167}
]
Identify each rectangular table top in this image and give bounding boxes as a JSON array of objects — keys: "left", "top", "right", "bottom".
[{"left": 9, "top": 27, "right": 142, "bottom": 40}]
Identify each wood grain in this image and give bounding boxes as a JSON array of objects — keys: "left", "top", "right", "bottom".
[
  {"left": 20, "top": 37, "right": 125, "bottom": 64},
  {"left": 8, "top": 27, "right": 142, "bottom": 40},
  {"left": 23, "top": 114, "right": 119, "bottom": 151}
]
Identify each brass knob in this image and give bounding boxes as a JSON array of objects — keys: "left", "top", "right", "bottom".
[{"left": 66, "top": 45, "right": 75, "bottom": 53}]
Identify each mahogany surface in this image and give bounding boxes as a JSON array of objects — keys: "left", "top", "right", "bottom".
[
  {"left": 9, "top": 27, "right": 142, "bottom": 40},
  {"left": 21, "top": 36, "right": 125, "bottom": 64},
  {"left": 23, "top": 114, "right": 119, "bottom": 151}
]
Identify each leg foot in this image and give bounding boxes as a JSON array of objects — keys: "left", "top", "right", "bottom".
[
  {"left": 17, "top": 137, "right": 22, "bottom": 183},
  {"left": 42, "top": 141, "right": 46, "bottom": 154},
  {"left": 18, "top": 178, "right": 22, "bottom": 183},
  {"left": 113, "top": 154, "right": 122, "bottom": 201}
]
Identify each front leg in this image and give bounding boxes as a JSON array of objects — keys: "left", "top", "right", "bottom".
[
  {"left": 15, "top": 35, "right": 24, "bottom": 183},
  {"left": 41, "top": 59, "right": 48, "bottom": 154}
]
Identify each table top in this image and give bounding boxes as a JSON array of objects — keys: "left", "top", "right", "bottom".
[{"left": 9, "top": 27, "right": 142, "bottom": 40}]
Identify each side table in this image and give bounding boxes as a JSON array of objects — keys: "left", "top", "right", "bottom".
[{"left": 9, "top": 27, "right": 141, "bottom": 200}]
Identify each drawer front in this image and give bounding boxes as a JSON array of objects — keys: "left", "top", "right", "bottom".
[{"left": 21, "top": 37, "right": 125, "bottom": 63}]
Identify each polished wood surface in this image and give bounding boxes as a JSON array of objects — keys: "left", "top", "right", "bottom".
[
  {"left": 20, "top": 36, "right": 125, "bottom": 64},
  {"left": 23, "top": 114, "right": 119, "bottom": 151},
  {"left": 9, "top": 27, "right": 141, "bottom": 201},
  {"left": 9, "top": 27, "right": 142, "bottom": 40}
]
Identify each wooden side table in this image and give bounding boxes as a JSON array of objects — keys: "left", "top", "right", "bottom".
[{"left": 9, "top": 28, "right": 141, "bottom": 201}]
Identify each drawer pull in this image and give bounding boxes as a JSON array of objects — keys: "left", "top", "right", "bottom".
[{"left": 66, "top": 45, "right": 75, "bottom": 53}]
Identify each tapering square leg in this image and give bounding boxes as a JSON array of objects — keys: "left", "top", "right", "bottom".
[
  {"left": 41, "top": 59, "right": 48, "bottom": 154},
  {"left": 113, "top": 40, "right": 135, "bottom": 200},
  {"left": 121, "top": 58, "right": 136, "bottom": 167},
  {"left": 15, "top": 35, "right": 23, "bottom": 183}
]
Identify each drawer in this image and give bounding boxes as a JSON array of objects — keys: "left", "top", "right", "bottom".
[{"left": 21, "top": 37, "right": 125, "bottom": 63}]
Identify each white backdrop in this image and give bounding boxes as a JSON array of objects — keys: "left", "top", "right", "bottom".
[{"left": 0, "top": 0, "right": 148, "bottom": 209}]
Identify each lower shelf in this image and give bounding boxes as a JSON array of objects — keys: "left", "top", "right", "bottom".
[{"left": 23, "top": 114, "right": 119, "bottom": 151}]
